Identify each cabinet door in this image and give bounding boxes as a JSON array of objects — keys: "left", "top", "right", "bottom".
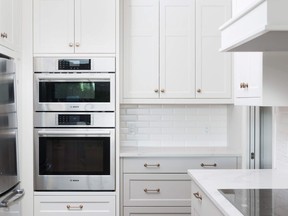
[
  {"left": 123, "top": 0, "right": 159, "bottom": 99},
  {"left": 124, "top": 207, "right": 191, "bottom": 216},
  {"left": 34, "top": 0, "right": 74, "bottom": 54},
  {"left": 159, "top": 0, "right": 195, "bottom": 99},
  {"left": 74, "top": 0, "right": 115, "bottom": 53},
  {"left": 0, "top": 0, "right": 15, "bottom": 50},
  {"left": 234, "top": 52, "right": 262, "bottom": 98},
  {"left": 195, "top": 0, "right": 232, "bottom": 99}
]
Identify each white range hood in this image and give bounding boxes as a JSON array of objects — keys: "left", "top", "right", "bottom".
[{"left": 220, "top": 0, "right": 288, "bottom": 52}]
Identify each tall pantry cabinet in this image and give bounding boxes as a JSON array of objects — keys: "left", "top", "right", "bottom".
[
  {"left": 34, "top": 0, "right": 116, "bottom": 54},
  {"left": 122, "top": 0, "right": 231, "bottom": 103}
]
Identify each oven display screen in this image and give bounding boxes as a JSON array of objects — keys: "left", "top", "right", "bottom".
[{"left": 58, "top": 59, "right": 91, "bottom": 70}]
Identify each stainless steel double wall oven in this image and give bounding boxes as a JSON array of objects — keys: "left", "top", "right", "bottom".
[{"left": 34, "top": 57, "right": 116, "bottom": 191}]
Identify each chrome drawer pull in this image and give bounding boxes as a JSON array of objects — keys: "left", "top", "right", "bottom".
[
  {"left": 67, "top": 205, "right": 83, "bottom": 210},
  {"left": 193, "top": 192, "right": 202, "bottom": 200},
  {"left": 144, "top": 188, "right": 160, "bottom": 193},
  {"left": 144, "top": 163, "right": 160, "bottom": 168},
  {"left": 201, "top": 163, "right": 217, "bottom": 168}
]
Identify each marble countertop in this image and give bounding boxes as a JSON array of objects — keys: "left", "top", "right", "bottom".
[
  {"left": 120, "top": 147, "right": 242, "bottom": 157},
  {"left": 188, "top": 169, "right": 288, "bottom": 216}
]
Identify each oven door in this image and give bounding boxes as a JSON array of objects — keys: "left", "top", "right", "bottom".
[
  {"left": 0, "top": 74, "right": 16, "bottom": 114},
  {"left": 34, "top": 129, "right": 115, "bottom": 191},
  {"left": 0, "top": 129, "right": 19, "bottom": 195},
  {"left": 34, "top": 73, "right": 115, "bottom": 112}
]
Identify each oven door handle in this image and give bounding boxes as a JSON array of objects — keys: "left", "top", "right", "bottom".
[
  {"left": 37, "top": 131, "right": 111, "bottom": 136},
  {"left": 37, "top": 77, "right": 111, "bottom": 82},
  {"left": 0, "top": 189, "right": 25, "bottom": 208}
]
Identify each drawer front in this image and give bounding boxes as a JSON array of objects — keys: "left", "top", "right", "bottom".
[
  {"left": 124, "top": 207, "right": 191, "bottom": 216},
  {"left": 124, "top": 174, "right": 190, "bottom": 207},
  {"left": 34, "top": 195, "right": 115, "bottom": 216},
  {"left": 123, "top": 157, "right": 238, "bottom": 173}
]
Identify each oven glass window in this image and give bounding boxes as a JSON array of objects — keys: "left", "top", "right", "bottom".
[
  {"left": 39, "top": 82, "right": 110, "bottom": 102},
  {"left": 0, "top": 136, "right": 17, "bottom": 176},
  {"left": 0, "top": 80, "right": 14, "bottom": 105},
  {"left": 39, "top": 137, "right": 110, "bottom": 175}
]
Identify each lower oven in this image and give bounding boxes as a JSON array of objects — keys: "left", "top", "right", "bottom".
[{"left": 34, "top": 128, "right": 115, "bottom": 191}]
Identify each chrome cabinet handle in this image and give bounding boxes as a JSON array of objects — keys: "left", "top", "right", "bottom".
[
  {"left": 75, "top": 42, "right": 80, "bottom": 47},
  {"left": 69, "top": 42, "right": 74, "bottom": 47},
  {"left": 154, "top": 89, "right": 159, "bottom": 93},
  {"left": 144, "top": 163, "right": 160, "bottom": 168},
  {"left": 67, "top": 205, "right": 83, "bottom": 210},
  {"left": 240, "top": 82, "right": 249, "bottom": 89},
  {"left": 144, "top": 188, "right": 160, "bottom": 193},
  {"left": 1, "top": 33, "right": 7, "bottom": 38},
  {"left": 193, "top": 192, "right": 202, "bottom": 200},
  {"left": 160, "top": 89, "right": 165, "bottom": 93},
  {"left": 201, "top": 163, "right": 217, "bottom": 168}
]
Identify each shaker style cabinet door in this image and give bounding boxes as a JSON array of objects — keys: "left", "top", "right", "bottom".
[
  {"left": 123, "top": 0, "right": 160, "bottom": 99},
  {"left": 195, "top": 0, "right": 232, "bottom": 99},
  {"left": 0, "top": 0, "right": 16, "bottom": 50},
  {"left": 159, "top": 0, "right": 196, "bottom": 99},
  {"left": 34, "top": 0, "right": 74, "bottom": 54},
  {"left": 74, "top": 0, "right": 116, "bottom": 53}
]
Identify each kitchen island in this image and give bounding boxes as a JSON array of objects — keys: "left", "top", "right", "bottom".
[{"left": 188, "top": 169, "right": 288, "bottom": 216}]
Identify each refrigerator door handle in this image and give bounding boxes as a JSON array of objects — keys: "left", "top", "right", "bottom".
[{"left": 0, "top": 189, "right": 25, "bottom": 208}]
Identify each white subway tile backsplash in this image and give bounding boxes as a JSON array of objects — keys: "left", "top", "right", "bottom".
[{"left": 120, "top": 104, "right": 228, "bottom": 148}]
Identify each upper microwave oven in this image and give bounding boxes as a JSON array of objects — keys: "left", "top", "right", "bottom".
[{"left": 33, "top": 57, "right": 115, "bottom": 112}]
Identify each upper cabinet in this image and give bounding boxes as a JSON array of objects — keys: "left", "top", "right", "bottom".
[
  {"left": 0, "top": 0, "right": 21, "bottom": 51},
  {"left": 34, "top": 0, "right": 116, "bottom": 54},
  {"left": 122, "top": 0, "right": 232, "bottom": 104},
  {"left": 220, "top": 0, "right": 288, "bottom": 52}
]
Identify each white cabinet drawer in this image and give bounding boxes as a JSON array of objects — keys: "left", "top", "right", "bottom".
[
  {"left": 124, "top": 207, "right": 191, "bottom": 216},
  {"left": 123, "top": 174, "right": 190, "bottom": 207},
  {"left": 123, "top": 157, "right": 238, "bottom": 173},
  {"left": 34, "top": 195, "right": 115, "bottom": 216}
]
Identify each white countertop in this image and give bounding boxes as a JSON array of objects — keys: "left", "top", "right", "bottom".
[
  {"left": 188, "top": 169, "right": 288, "bottom": 216},
  {"left": 120, "top": 147, "right": 241, "bottom": 157}
]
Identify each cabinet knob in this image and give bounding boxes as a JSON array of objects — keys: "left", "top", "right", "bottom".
[
  {"left": 244, "top": 83, "right": 249, "bottom": 88},
  {"left": 75, "top": 42, "right": 80, "bottom": 47},
  {"left": 69, "top": 42, "right": 74, "bottom": 47},
  {"left": 1, "top": 33, "right": 5, "bottom": 38},
  {"left": 197, "top": 89, "right": 201, "bottom": 93},
  {"left": 154, "top": 89, "right": 159, "bottom": 93},
  {"left": 160, "top": 89, "right": 165, "bottom": 93}
]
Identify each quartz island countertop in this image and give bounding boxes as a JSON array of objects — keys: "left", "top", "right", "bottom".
[{"left": 188, "top": 169, "right": 288, "bottom": 216}]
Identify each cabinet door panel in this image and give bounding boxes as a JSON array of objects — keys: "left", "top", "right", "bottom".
[
  {"left": 123, "top": 0, "right": 159, "bottom": 99},
  {"left": 196, "top": 0, "right": 232, "bottom": 99},
  {"left": 75, "top": 0, "right": 115, "bottom": 53},
  {"left": 34, "top": 0, "right": 74, "bottom": 53},
  {"left": 160, "top": 0, "right": 195, "bottom": 98},
  {"left": 0, "top": 0, "right": 15, "bottom": 50}
]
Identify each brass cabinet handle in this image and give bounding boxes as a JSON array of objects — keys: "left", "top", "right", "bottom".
[
  {"left": 144, "top": 188, "right": 160, "bottom": 193},
  {"left": 197, "top": 89, "right": 201, "bottom": 93},
  {"left": 201, "top": 163, "right": 217, "bottom": 168},
  {"left": 144, "top": 163, "right": 160, "bottom": 168},
  {"left": 67, "top": 205, "right": 83, "bottom": 210},
  {"left": 154, "top": 89, "right": 159, "bottom": 93},
  {"left": 193, "top": 192, "right": 202, "bottom": 200},
  {"left": 75, "top": 42, "right": 80, "bottom": 47}
]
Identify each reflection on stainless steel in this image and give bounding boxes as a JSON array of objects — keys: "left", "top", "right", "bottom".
[{"left": 0, "top": 187, "right": 24, "bottom": 208}]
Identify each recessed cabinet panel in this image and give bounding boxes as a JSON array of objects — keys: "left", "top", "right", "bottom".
[
  {"left": 34, "top": 0, "right": 74, "bottom": 53},
  {"left": 123, "top": 0, "right": 159, "bottom": 99},
  {"left": 160, "top": 0, "right": 195, "bottom": 98},
  {"left": 196, "top": 0, "right": 231, "bottom": 99},
  {"left": 124, "top": 207, "right": 191, "bottom": 216},
  {"left": 75, "top": 0, "right": 115, "bottom": 53}
]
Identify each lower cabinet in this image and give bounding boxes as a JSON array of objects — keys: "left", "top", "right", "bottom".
[
  {"left": 121, "top": 156, "right": 239, "bottom": 216},
  {"left": 191, "top": 181, "right": 223, "bottom": 216},
  {"left": 0, "top": 203, "right": 21, "bottom": 216},
  {"left": 34, "top": 195, "right": 115, "bottom": 216}
]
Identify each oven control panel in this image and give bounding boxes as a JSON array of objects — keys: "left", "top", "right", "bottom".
[
  {"left": 58, "top": 114, "right": 91, "bottom": 125},
  {"left": 58, "top": 59, "right": 91, "bottom": 70}
]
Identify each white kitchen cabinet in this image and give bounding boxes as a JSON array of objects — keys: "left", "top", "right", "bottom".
[
  {"left": 122, "top": 0, "right": 232, "bottom": 103},
  {"left": 34, "top": 195, "right": 115, "bottom": 216},
  {"left": 0, "top": 0, "right": 20, "bottom": 51},
  {"left": 34, "top": 0, "right": 115, "bottom": 54},
  {"left": 191, "top": 181, "right": 224, "bottom": 216},
  {"left": 0, "top": 203, "right": 21, "bottom": 216},
  {"left": 121, "top": 156, "right": 238, "bottom": 216},
  {"left": 234, "top": 50, "right": 288, "bottom": 106}
]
